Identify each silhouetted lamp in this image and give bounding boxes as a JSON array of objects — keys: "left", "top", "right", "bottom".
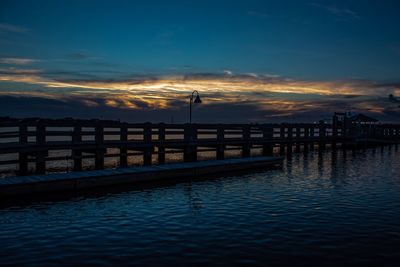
[{"left": 189, "top": 90, "right": 202, "bottom": 123}]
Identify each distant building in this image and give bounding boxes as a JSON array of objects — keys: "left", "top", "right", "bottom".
[
  {"left": 333, "top": 112, "right": 379, "bottom": 138},
  {"left": 333, "top": 112, "right": 378, "bottom": 125},
  {"left": 389, "top": 94, "right": 399, "bottom": 103},
  {"left": 347, "top": 113, "right": 378, "bottom": 124},
  {"left": 388, "top": 94, "right": 400, "bottom": 108}
]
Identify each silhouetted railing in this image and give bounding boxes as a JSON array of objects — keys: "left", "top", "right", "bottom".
[{"left": 0, "top": 117, "right": 399, "bottom": 176}]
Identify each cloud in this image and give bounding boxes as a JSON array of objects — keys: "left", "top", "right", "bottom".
[
  {"left": 0, "top": 93, "right": 398, "bottom": 123},
  {"left": 0, "top": 57, "right": 37, "bottom": 65},
  {"left": 262, "top": 73, "right": 280, "bottom": 78},
  {"left": 310, "top": 3, "right": 361, "bottom": 20},
  {"left": 1, "top": 69, "right": 400, "bottom": 122},
  {"left": 68, "top": 52, "right": 92, "bottom": 60},
  {"left": 247, "top": 11, "right": 268, "bottom": 19},
  {"left": 223, "top": 69, "right": 233, "bottom": 76},
  {"left": 1, "top": 69, "right": 399, "bottom": 98},
  {"left": 0, "top": 67, "right": 42, "bottom": 75},
  {"left": 0, "top": 23, "right": 29, "bottom": 33},
  {"left": 245, "top": 73, "right": 258, "bottom": 78},
  {"left": 151, "top": 29, "right": 180, "bottom": 46}
]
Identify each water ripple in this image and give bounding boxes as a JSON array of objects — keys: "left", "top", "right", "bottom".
[{"left": 1, "top": 147, "right": 400, "bottom": 266}]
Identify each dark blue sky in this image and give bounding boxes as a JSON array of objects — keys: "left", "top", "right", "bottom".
[
  {"left": 1, "top": 0, "right": 400, "bottom": 80},
  {"left": 1, "top": 0, "right": 400, "bottom": 122}
]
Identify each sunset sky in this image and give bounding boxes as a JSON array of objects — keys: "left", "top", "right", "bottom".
[{"left": 1, "top": 0, "right": 400, "bottom": 123}]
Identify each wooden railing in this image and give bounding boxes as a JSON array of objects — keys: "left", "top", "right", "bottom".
[{"left": 0, "top": 117, "right": 399, "bottom": 176}]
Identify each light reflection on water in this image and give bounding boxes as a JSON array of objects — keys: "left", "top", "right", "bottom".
[
  {"left": 0, "top": 148, "right": 254, "bottom": 177},
  {"left": 0, "top": 146, "right": 400, "bottom": 266}
]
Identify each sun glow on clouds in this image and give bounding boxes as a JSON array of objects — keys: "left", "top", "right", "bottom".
[
  {"left": 0, "top": 73, "right": 384, "bottom": 97},
  {"left": 0, "top": 71, "right": 399, "bottom": 121}
]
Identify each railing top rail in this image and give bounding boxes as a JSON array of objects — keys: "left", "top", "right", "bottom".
[{"left": 1, "top": 117, "right": 400, "bottom": 129}]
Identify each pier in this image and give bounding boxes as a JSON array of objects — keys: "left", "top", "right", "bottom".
[{"left": 0, "top": 115, "right": 399, "bottom": 177}]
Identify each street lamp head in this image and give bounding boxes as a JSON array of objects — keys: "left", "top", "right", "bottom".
[
  {"left": 189, "top": 90, "right": 202, "bottom": 123},
  {"left": 193, "top": 94, "right": 202, "bottom": 104}
]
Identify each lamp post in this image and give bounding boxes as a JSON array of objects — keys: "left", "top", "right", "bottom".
[{"left": 189, "top": 90, "right": 202, "bottom": 123}]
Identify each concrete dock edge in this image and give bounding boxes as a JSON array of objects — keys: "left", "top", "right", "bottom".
[{"left": 0, "top": 156, "right": 283, "bottom": 198}]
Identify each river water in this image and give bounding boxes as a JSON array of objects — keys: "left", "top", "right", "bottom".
[{"left": 1, "top": 147, "right": 400, "bottom": 266}]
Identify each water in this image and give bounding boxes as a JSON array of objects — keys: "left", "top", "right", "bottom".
[{"left": 1, "top": 147, "right": 400, "bottom": 266}]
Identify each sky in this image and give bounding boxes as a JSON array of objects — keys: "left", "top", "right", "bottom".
[{"left": 1, "top": 0, "right": 400, "bottom": 123}]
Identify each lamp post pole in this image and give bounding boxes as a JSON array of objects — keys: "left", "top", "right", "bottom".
[
  {"left": 190, "top": 95, "right": 192, "bottom": 123},
  {"left": 189, "top": 90, "right": 201, "bottom": 124}
]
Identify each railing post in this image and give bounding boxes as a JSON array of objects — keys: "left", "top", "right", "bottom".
[
  {"left": 158, "top": 123, "right": 166, "bottom": 164},
  {"left": 35, "top": 122, "right": 46, "bottom": 174},
  {"left": 287, "top": 126, "right": 293, "bottom": 156},
  {"left": 389, "top": 127, "right": 394, "bottom": 140},
  {"left": 295, "top": 127, "right": 301, "bottom": 152},
  {"left": 376, "top": 125, "right": 381, "bottom": 139},
  {"left": 120, "top": 124, "right": 128, "bottom": 167},
  {"left": 217, "top": 125, "right": 225, "bottom": 160},
  {"left": 95, "top": 124, "right": 104, "bottom": 170},
  {"left": 309, "top": 126, "right": 315, "bottom": 150},
  {"left": 332, "top": 116, "right": 338, "bottom": 150},
  {"left": 378, "top": 126, "right": 383, "bottom": 140},
  {"left": 370, "top": 125, "right": 376, "bottom": 139},
  {"left": 72, "top": 125, "right": 82, "bottom": 171},
  {"left": 18, "top": 123, "right": 28, "bottom": 175},
  {"left": 304, "top": 127, "right": 309, "bottom": 154},
  {"left": 262, "top": 126, "right": 273, "bottom": 156},
  {"left": 318, "top": 121, "right": 326, "bottom": 152},
  {"left": 396, "top": 126, "right": 400, "bottom": 145},
  {"left": 184, "top": 123, "right": 197, "bottom": 162},
  {"left": 143, "top": 123, "right": 153, "bottom": 165},
  {"left": 279, "top": 125, "right": 285, "bottom": 156},
  {"left": 242, "top": 125, "right": 251, "bottom": 157}
]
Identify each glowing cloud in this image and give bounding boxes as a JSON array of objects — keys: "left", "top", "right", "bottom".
[{"left": 1, "top": 70, "right": 399, "bottom": 122}]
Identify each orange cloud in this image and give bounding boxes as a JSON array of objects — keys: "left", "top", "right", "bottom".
[{"left": 0, "top": 71, "right": 398, "bottom": 117}]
